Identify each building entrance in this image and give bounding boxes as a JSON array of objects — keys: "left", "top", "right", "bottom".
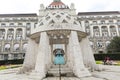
[
  {"left": 53, "top": 49, "right": 65, "bottom": 65},
  {"left": 53, "top": 44, "right": 66, "bottom": 64}
]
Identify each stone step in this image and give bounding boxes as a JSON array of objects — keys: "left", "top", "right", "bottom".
[
  {"left": 47, "top": 65, "right": 74, "bottom": 77},
  {"left": 48, "top": 68, "right": 72, "bottom": 73},
  {"left": 48, "top": 67, "right": 71, "bottom": 71},
  {"left": 50, "top": 65, "right": 68, "bottom": 68},
  {"left": 47, "top": 70, "right": 74, "bottom": 77}
]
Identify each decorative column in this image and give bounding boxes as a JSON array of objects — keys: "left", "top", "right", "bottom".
[
  {"left": 90, "top": 26, "right": 94, "bottom": 37},
  {"left": 14, "top": 28, "right": 16, "bottom": 39},
  {"left": 34, "top": 32, "right": 49, "bottom": 79},
  {"left": 80, "top": 36, "right": 103, "bottom": 71},
  {"left": 115, "top": 26, "right": 119, "bottom": 36},
  {"left": 107, "top": 26, "right": 111, "bottom": 37},
  {"left": 69, "top": 31, "right": 91, "bottom": 77},
  {"left": 22, "top": 28, "right": 26, "bottom": 39},
  {"left": 19, "top": 38, "right": 37, "bottom": 73},
  {"left": 5, "top": 28, "right": 8, "bottom": 40},
  {"left": 99, "top": 26, "right": 102, "bottom": 37}
]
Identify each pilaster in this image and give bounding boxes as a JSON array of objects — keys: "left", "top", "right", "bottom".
[
  {"left": 90, "top": 26, "right": 94, "bottom": 37},
  {"left": 99, "top": 26, "right": 102, "bottom": 37},
  {"left": 22, "top": 28, "right": 26, "bottom": 39},
  {"left": 107, "top": 26, "right": 111, "bottom": 37},
  {"left": 14, "top": 28, "right": 16, "bottom": 39},
  {"left": 5, "top": 28, "right": 8, "bottom": 40},
  {"left": 115, "top": 26, "right": 119, "bottom": 36}
]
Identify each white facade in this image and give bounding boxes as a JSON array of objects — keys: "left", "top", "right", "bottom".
[
  {"left": 19, "top": 1, "right": 102, "bottom": 78},
  {"left": 0, "top": 0, "right": 120, "bottom": 61},
  {"left": 78, "top": 12, "right": 120, "bottom": 53},
  {"left": 0, "top": 14, "right": 38, "bottom": 60}
]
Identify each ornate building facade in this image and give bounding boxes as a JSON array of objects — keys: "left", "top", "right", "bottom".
[
  {"left": 78, "top": 11, "right": 120, "bottom": 53},
  {"left": 0, "top": 0, "right": 120, "bottom": 61},
  {"left": 0, "top": 14, "right": 38, "bottom": 60}
]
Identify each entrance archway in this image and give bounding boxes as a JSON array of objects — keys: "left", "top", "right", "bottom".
[{"left": 53, "top": 49, "right": 65, "bottom": 65}]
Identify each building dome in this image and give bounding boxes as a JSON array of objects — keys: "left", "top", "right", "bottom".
[
  {"left": 31, "top": 11, "right": 83, "bottom": 34},
  {"left": 47, "top": 0, "right": 69, "bottom": 9}
]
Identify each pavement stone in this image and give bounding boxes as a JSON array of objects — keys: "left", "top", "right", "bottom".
[{"left": 0, "top": 65, "right": 120, "bottom": 80}]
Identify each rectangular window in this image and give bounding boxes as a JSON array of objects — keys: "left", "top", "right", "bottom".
[
  {"left": 93, "top": 21, "right": 97, "bottom": 24},
  {"left": 14, "top": 54, "right": 18, "bottom": 59},
  {"left": 10, "top": 23, "right": 14, "bottom": 26},
  {"left": 101, "top": 20, "right": 105, "bottom": 24},
  {"left": 1, "top": 23, "right": 6, "bottom": 26},
  {"left": 18, "top": 23, "right": 23, "bottom": 26}
]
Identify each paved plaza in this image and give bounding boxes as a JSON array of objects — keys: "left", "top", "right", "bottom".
[{"left": 0, "top": 65, "right": 120, "bottom": 80}]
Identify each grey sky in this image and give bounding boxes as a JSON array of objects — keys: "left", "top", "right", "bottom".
[{"left": 0, "top": 0, "right": 120, "bottom": 14}]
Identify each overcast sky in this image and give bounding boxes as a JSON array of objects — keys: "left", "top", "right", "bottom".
[{"left": 0, "top": 0, "right": 120, "bottom": 14}]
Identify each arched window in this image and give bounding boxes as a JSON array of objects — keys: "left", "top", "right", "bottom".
[
  {"left": 85, "top": 21, "right": 89, "bottom": 27},
  {"left": 16, "top": 28, "right": 22, "bottom": 40},
  {"left": 0, "top": 29, "right": 5, "bottom": 40},
  {"left": 93, "top": 26, "right": 100, "bottom": 37},
  {"left": 4, "top": 44, "right": 10, "bottom": 52},
  {"left": 7, "top": 29, "right": 14, "bottom": 40},
  {"left": 13, "top": 44, "right": 20, "bottom": 51},
  {"left": 97, "top": 40, "right": 103, "bottom": 48},
  {"left": 23, "top": 43, "right": 28, "bottom": 51},
  {"left": 26, "top": 23, "right": 31, "bottom": 29},
  {"left": 101, "top": 26, "right": 108, "bottom": 37},
  {"left": 110, "top": 26, "right": 117, "bottom": 36},
  {"left": 34, "top": 23, "right": 37, "bottom": 28},
  {"left": 106, "top": 41, "right": 110, "bottom": 47}
]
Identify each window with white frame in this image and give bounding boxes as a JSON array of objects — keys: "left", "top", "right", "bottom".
[
  {"left": 7, "top": 35, "right": 13, "bottom": 40},
  {"left": 4, "top": 44, "right": 10, "bottom": 52},
  {"left": 93, "top": 21, "right": 97, "bottom": 24},
  {"left": 106, "top": 41, "right": 110, "bottom": 47},
  {"left": 1, "top": 23, "right": 6, "bottom": 26},
  {"left": 23, "top": 43, "right": 28, "bottom": 51},
  {"left": 18, "top": 23, "right": 23, "bottom": 26},
  {"left": 102, "top": 32, "right": 108, "bottom": 37},
  {"left": 109, "top": 20, "right": 113, "bottom": 23},
  {"left": 101, "top": 20, "right": 105, "bottom": 24},
  {"left": 85, "top": 21, "right": 89, "bottom": 27},
  {"left": 117, "top": 20, "right": 120, "bottom": 25},
  {"left": 95, "top": 32, "right": 100, "bottom": 37},
  {"left": 9, "top": 23, "right": 14, "bottom": 26},
  {"left": 13, "top": 44, "right": 20, "bottom": 51},
  {"left": 112, "top": 32, "right": 117, "bottom": 36},
  {"left": 97, "top": 41, "right": 103, "bottom": 48}
]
